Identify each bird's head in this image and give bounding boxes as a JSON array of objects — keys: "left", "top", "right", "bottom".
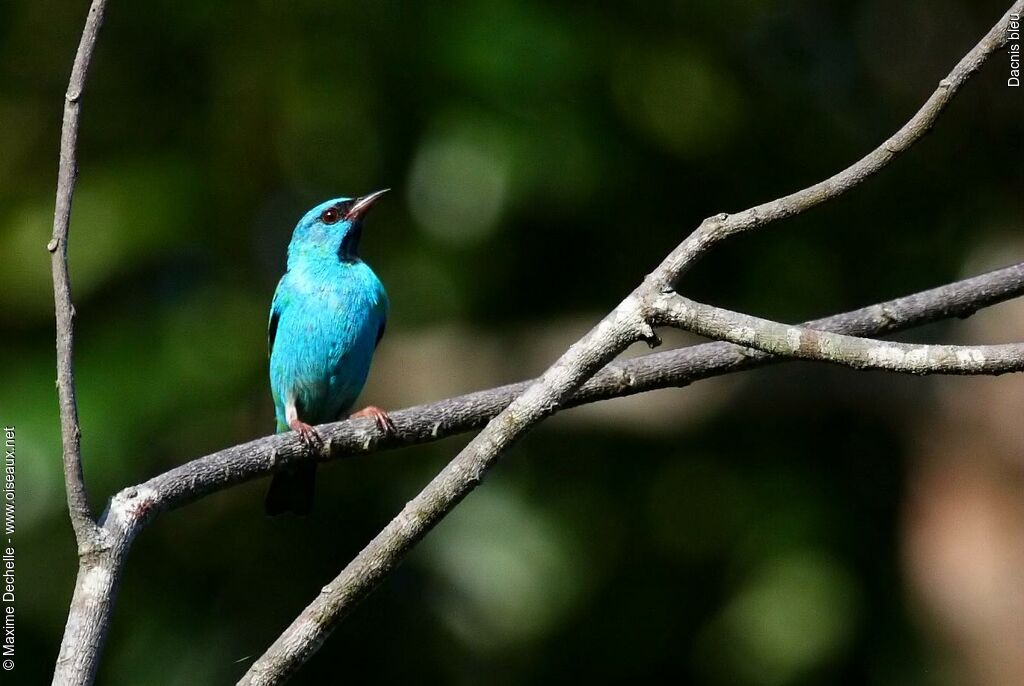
[{"left": 287, "top": 189, "right": 389, "bottom": 267}]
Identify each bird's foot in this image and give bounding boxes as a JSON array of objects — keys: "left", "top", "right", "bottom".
[
  {"left": 350, "top": 405, "right": 396, "bottom": 435},
  {"left": 288, "top": 419, "right": 323, "bottom": 451}
]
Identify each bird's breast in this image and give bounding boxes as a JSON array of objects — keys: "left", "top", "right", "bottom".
[{"left": 270, "top": 264, "right": 386, "bottom": 424}]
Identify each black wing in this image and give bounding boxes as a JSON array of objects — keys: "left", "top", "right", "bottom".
[
  {"left": 268, "top": 282, "right": 286, "bottom": 358},
  {"left": 268, "top": 308, "right": 281, "bottom": 358}
]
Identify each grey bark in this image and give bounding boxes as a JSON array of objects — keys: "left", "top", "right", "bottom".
[
  {"left": 50, "top": 0, "right": 107, "bottom": 550},
  {"left": 50, "top": 2, "right": 114, "bottom": 685},
  {"left": 653, "top": 293, "right": 1024, "bottom": 375}
]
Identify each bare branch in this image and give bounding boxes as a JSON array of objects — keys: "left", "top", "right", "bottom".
[
  {"left": 652, "top": 293, "right": 1024, "bottom": 375},
  {"left": 50, "top": 0, "right": 109, "bottom": 550},
  {"left": 53, "top": 260, "right": 1024, "bottom": 684},
  {"left": 59, "top": 262, "right": 1024, "bottom": 684},
  {"left": 51, "top": 534, "right": 133, "bottom": 686},
  {"left": 647, "top": 1, "right": 1024, "bottom": 289},
  {"left": 48, "top": 2, "right": 115, "bottom": 685},
  {"left": 239, "top": 5, "right": 1022, "bottom": 679},
  {"left": 126, "top": 262, "right": 1022, "bottom": 519}
]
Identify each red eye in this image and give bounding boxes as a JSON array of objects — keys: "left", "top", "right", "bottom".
[{"left": 320, "top": 207, "right": 340, "bottom": 224}]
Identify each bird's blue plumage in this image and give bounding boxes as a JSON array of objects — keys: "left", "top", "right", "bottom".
[{"left": 265, "top": 194, "right": 389, "bottom": 515}]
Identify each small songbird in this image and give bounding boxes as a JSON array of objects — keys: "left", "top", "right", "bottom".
[{"left": 265, "top": 190, "right": 393, "bottom": 516}]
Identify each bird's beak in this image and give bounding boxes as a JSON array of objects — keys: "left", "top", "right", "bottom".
[{"left": 345, "top": 189, "right": 389, "bottom": 221}]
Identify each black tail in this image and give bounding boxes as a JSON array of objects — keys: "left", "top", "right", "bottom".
[{"left": 265, "top": 464, "right": 316, "bottom": 516}]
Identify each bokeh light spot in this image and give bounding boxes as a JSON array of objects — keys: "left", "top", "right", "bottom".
[
  {"left": 407, "top": 128, "right": 509, "bottom": 245},
  {"left": 612, "top": 47, "right": 743, "bottom": 158},
  {"left": 419, "top": 483, "right": 590, "bottom": 653},
  {"left": 696, "top": 550, "right": 861, "bottom": 685}
]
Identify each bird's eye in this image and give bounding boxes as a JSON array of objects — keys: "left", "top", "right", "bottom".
[{"left": 320, "top": 207, "right": 340, "bottom": 224}]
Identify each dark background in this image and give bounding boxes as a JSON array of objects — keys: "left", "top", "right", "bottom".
[{"left": 2, "top": 1, "right": 1023, "bottom": 684}]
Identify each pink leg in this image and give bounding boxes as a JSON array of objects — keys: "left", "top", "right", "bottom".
[
  {"left": 350, "top": 405, "right": 396, "bottom": 435},
  {"left": 289, "top": 418, "right": 323, "bottom": 450}
]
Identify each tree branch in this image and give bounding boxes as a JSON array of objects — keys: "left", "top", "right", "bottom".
[
  {"left": 651, "top": 293, "right": 1024, "bottom": 375},
  {"left": 49, "top": 0, "right": 108, "bottom": 550},
  {"left": 55, "top": 261, "right": 1024, "bottom": 684},
  {"left": 238, "top": 5, "right": 1023, "bottom": 682},
  {"left": 647, "top": 0, "right": 1024, "bottom": 289},
  {"left": 117, "top": 262, "right": 1021, "bottom": 516},
  {"left": 48, "top": 2, "right": 115, "bottom": 685}
]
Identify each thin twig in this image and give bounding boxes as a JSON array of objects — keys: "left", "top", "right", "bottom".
[
  {"left": 50, "top": 0, "right": 108, "bottom": 549},
  {"left": 647, "top": 0, "right": 1024, "bottom": 289},
  {"left": 49, "top": 2, "right": 113, "bottom": 685},
  {"left": 239, "top": 5, "right": 1023, "bottom": 682},
  {"left": 652, "top": 293, "right": 1024, "bottom": 375}
]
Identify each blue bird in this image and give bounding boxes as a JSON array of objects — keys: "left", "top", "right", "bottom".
[{"left": 265, "top": 190, "right": 393, "bottom": 515}]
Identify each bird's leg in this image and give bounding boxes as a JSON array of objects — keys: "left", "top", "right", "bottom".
[
  {"left": 288, "top": 418, "right": 323, "bottom": 451},
  {"left": 350, "top": 405, "right": 396, "bottom": 435},
  {"left": 286, "top": 401, "right": 322, "bottom": 451}
]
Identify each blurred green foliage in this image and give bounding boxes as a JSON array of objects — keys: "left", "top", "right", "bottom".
[{"left": 1, "top": 0, "right": 1020, "bottom": 683}]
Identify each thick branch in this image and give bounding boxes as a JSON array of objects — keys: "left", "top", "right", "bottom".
[
  {"left": 50, "top": 0, "right": 108, "bottom": 548},
  {"left": 59, "top": 263, "right": 1024, "bottom": 685},
  {"left": 652, "top": 293, "right": 1024, "bottom": 375},
  {"left": 127, "top": 262, "right": 1024, "bottom": 519},
  {"left": 238, "top": 5, "right": 1022, "bottom": 683}
]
